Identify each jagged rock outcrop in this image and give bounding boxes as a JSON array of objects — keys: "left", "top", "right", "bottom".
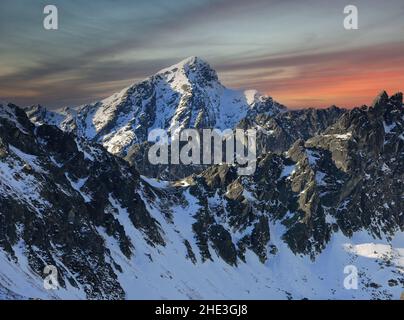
[
  {"left": 0, "top": 102, "right": 166, "bottom": 299},
  {"left": 184, "top": 91, "right": 403, "bottom": 260},
  {"left": 238, "top": 106, "right": 345, "bottom": 155}
]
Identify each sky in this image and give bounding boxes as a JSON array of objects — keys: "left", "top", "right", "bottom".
[{"left": 0, "top": 0, "right": 403, "bottom": 109}]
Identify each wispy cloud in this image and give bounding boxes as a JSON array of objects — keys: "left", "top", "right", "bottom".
[{"left": 0, "top": 0, "right": 403, "bottom": 108}]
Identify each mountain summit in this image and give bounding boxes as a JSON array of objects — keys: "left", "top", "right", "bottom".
[
  {"left": 26, "top": 57, "right": 285, "bottom": 155},
  {"left": 155, "top": 56, "right": 220, "bottom": 88}
]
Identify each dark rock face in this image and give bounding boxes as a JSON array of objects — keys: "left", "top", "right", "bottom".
[
  {"left": 286, "top": 92, "right": 403, "bottom": 252},
  {"left": 303, "top": 92, "right": 403, "bottom": 237},
  {"left": 0, "top": 103, "right": 166, "bottom": 299},
  {"left": 184, "top": 92, "right": 403, "bottom": 260},
  {"left": 123, "top": 106, "right": 344, "bottom": 180},
  {"left": 124, "top": 141, "right": 211, "bottom": 181},
  {"left": 238, "top": 106, "right": 345, "bottom": 155},
  {"left": 208, "top": 224, "right": 238, "bottom": 266}
]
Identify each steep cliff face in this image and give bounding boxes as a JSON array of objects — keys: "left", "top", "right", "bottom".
[
  {"left": 238, "top": 106, "right": 345, "bottom": 155},
  {"left": 0, "top": 102, "right": 165, "bottom": 299}
]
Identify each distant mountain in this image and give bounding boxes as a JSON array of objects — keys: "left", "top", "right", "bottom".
[
  {"left": 26, "top": 57, "right": 286, "bottom": 156},
  {"left": 1, "top": 90, "right": 403, "bottom": 300}
]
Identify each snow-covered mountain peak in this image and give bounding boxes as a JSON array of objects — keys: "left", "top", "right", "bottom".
[
  {"left": 154, "top": 56, "right": 221, "bottom": 91},
  {"left": 157, "top": 56, "right": 215, "bottom": 77},
  {"left": 26, "top": 58, "right": 286, "bottom": 156},
  {"left": 157, "top": 56, "right": 211, "bottom": 74}
]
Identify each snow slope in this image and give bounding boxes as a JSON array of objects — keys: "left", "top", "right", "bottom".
[{"left": 1, "top": 180, "right": 402, "bottom": 300}]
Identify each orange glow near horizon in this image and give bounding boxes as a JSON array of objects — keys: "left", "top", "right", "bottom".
[
  {"left": 217, "top": 42, "right": 404, "bottom": 109},
  {"left": 262, "top": 65, "right": 404, "bottom": 109}
]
